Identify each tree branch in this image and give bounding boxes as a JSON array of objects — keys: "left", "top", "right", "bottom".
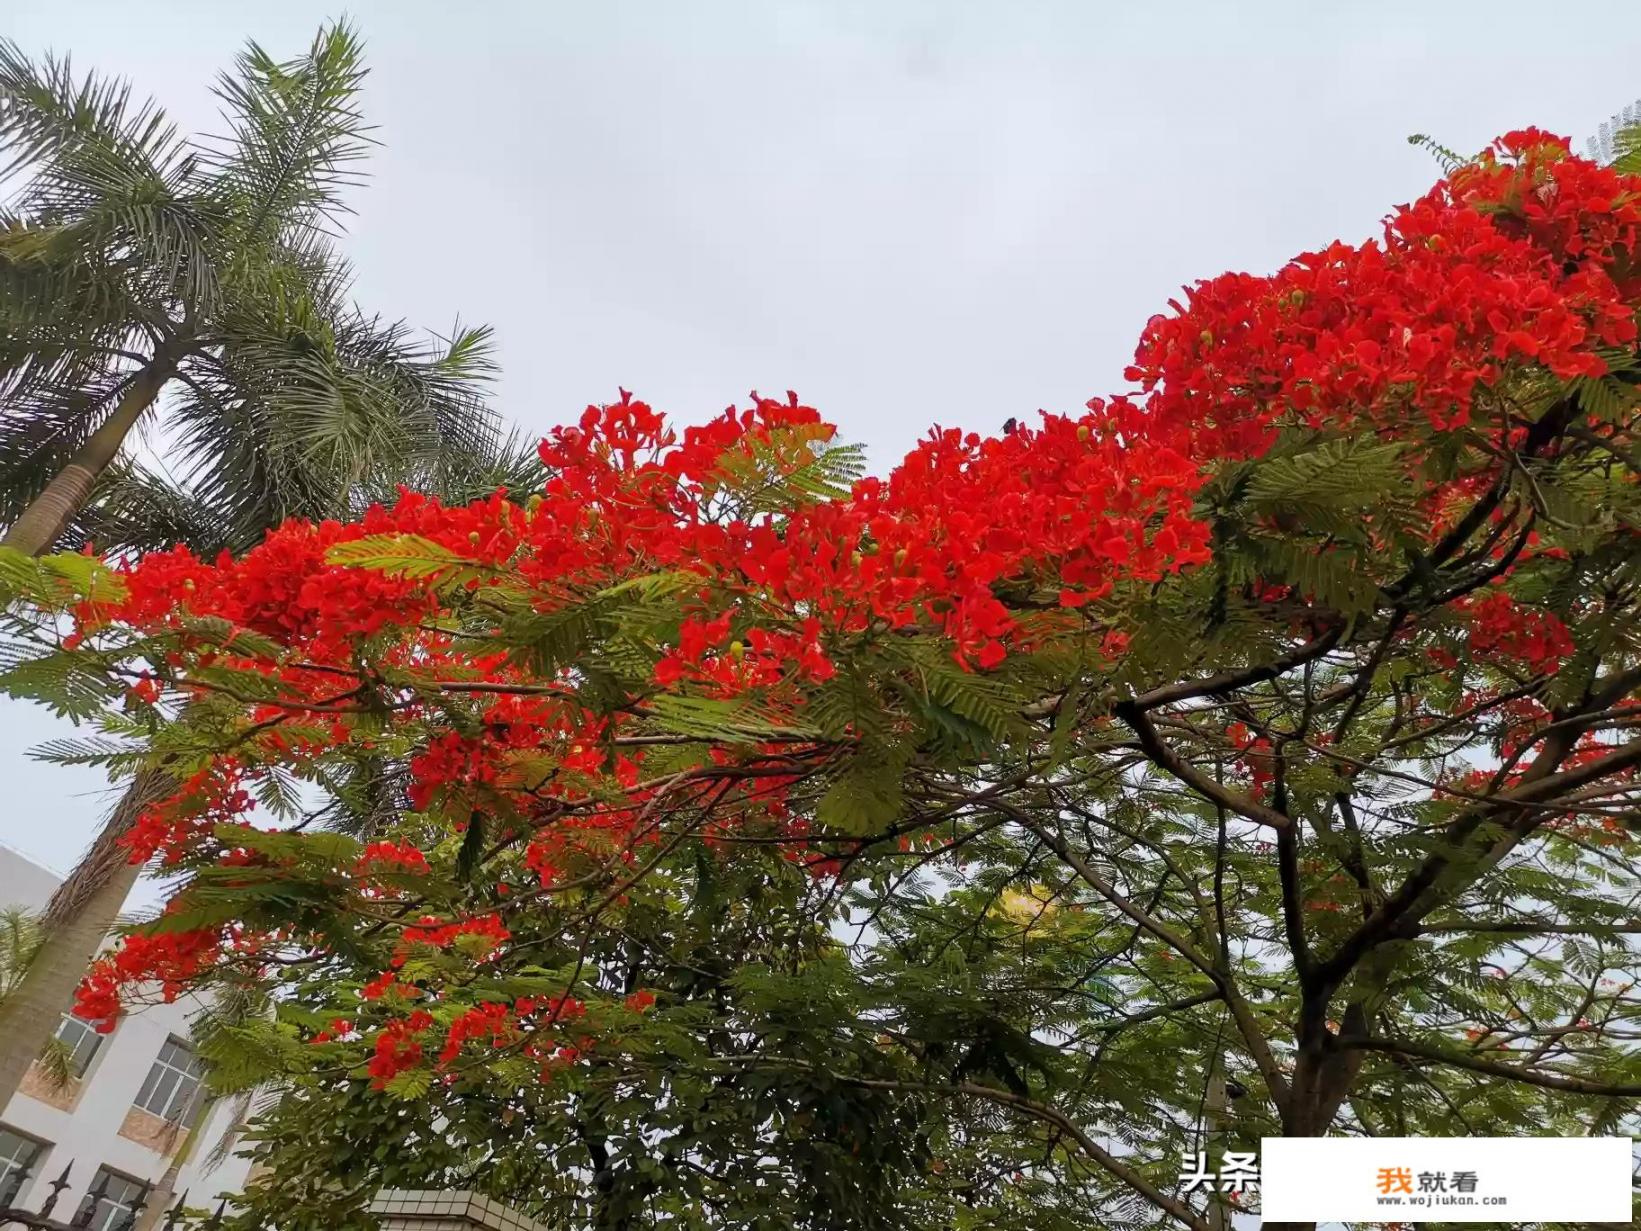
[
  {"left": 1116, "top": 701, "right": 1292, "bottom": 832},
  {"left": 1130, "top": 626, "right": 1342, "bottom": 711},
  {"left": 1347, "top": 1037, "right": 1641, "bottom": 1096}
]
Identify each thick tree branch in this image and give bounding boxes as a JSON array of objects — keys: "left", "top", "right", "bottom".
[
  {"left": 1002, "top": 803, "right": 1291, "bottom": 1106},
  {"left": 1316, "top": 735, "right": 1641, "bottom": 988},
  {"left": 734, "top": 1058, "right": 1214, "bottom": 1231}
]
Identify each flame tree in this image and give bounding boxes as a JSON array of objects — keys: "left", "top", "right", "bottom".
[{"left": 2, "top": 130, "right": 1639, "bottom": 1230}]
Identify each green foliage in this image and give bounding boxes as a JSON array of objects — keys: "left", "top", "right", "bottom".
[
  {"left": 0, "top": 906, "right": 39, "bottom": 999},
  {"left": 1406, "top": 132, "right": 1473, "bottom": 173},
  {"left": 1588, "top": 99, "right": 1641, "bottom": 171},
  {"left": 1243, "top": 436, "right": 1409, "bottom": 513},
  {"left": 326, "top": 534, "right": 487, "bottom": 582}
]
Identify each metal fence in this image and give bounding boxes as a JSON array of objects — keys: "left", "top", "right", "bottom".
[{"left": 0, "top": 1160, "right": 227, "bottom": 1230}]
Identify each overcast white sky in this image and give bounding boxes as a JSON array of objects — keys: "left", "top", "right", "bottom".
[{"left": 2, "top": 0, "right": 1638, "bottom": 896}]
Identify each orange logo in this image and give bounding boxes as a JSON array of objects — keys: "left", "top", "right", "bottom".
[{"left": 1376, "top": 1167, "right": 1414, "bottom": 1195}]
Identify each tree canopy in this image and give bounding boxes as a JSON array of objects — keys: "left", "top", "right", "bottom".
[{"left": 2, "top": 128, "right": 1640, "bottom": 1230}]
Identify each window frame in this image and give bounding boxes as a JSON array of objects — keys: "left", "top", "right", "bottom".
[
  {"left": 0, "top": 1125, "right": 48, "bottom": 1207},
  {"left": 131, "top": 1037, "right": 205, "bottom": 1124},
  {"left": 53, "top": 1009, "right": 106, "bottom": 1079},
  {"left": 84, "top": 1165, "right": 148, "bottom": 1231}
]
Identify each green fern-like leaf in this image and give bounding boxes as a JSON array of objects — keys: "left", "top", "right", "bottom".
[
  {"left": 1245, "top": 438, "right": 1408, "bottom": 512},
  {"left": 383, "top": 1065, "right": 434, "bottom": 1100},
  {"left": 325, "top": 533, "right": 484, "bottom": 581},
  {"left": 817, "top": 748, "right": 907, "bottom": 835},
  {"left": 0, "top": 648, "right": 122, "bottom": 720},
  {"left": 646, "top": 692, "right": 812, "bottom": 741},
  {"left": 1406, "top": 133, "right": 1471, "bottom": 174},
  {"left": 1248, "top": 535, "right": 1382, "bottom": 616},
  {"left": 29, "top": 734, "right": 148, "bottom": 770}
]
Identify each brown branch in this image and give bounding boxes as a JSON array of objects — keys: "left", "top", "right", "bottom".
[
  {"left": 1346, "top": 1037, "right": 1641, "bottom": 1096},
  {"left": 723, "top": 1058, "right": 1213, "bottom": 1231},
  {"left": 1315, "top": 735, "right": 1641, "bottom": 989},
  {"left": 1095, "top": 990, "right": 1222, "bottom": 1032},
  {"left": 1116, "top": 701, "right": 1292, "bottom": 832},
  {"left": 1130, "top": 626, "right": 1342, "bottom": 711},
  {"left": 1418, "top": 921, "right": 1641, "bottom": 936},
  {"left": 1001, "top": 803, "right": 1290, "bottom": 1106}
]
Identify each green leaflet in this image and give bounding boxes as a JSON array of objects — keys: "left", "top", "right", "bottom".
[
  {"left": 646, "top": 692, "right": 814, "bottom": 741},
  {"left": 28, "top": 733, "right": 149, "bottom": 771},
  {"left": 817, "top": 746, "right": 909, "bottom": 836},
  {"left": 381, "top": 1066, "right": 434, "bottom": 1100},
  {"left": 1244, "top": 436, "right": 1410, "bottom": 512},
  {"left": 325, "top": 533, "right": 486, "bottom": 582},
  {"left": 0, "top": 545, "right": 124, "bottom": 607},
  {"left": 1246, "top": 534, "right": 1383, "bottom": 616},
  {"left": 0, "top": 647, "right": 122, "bottom": 720},
  {"left": 178, "top": 613, "right": 286, "bottom": 660}
]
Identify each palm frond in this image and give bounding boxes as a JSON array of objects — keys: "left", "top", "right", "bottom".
[
  {"left": 201, "top": 20, "right": 372, "bottom": 246},
  {"left": 65, "top": 457, "right": 235, "bottom": 556},
  {"left": 0, "top": 366, "right": 136, "bottom": 523},
  {"left": 0, "top": 22, "right": 508, "bottom": 558},
  {"left": 434, "top": 427, "right": 548, "bottom": 505},
  {"left": 0, "top": 40, "right": 187, "bottom": 190},
  {"left": 170, "top": 296, "right": 505, "bottom": 542},
  {"left": 0, "top": 905, "right": 40, "bottom": 999}
]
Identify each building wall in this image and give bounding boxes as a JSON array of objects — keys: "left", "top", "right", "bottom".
[
  {"left": 1, "top": 848, "right": 255, "bottom": 1216},
  {"left": 0, "top": 842, "right": 65, "bottom": 914}
]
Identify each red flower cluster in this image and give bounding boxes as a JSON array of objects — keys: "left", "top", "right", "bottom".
[
  {"left": 1128, "top": 129, "right": 1638, "bottom": 450},
  {"left": 438, "top": 1001, "right": 513, "bottom": 1065},
  {"left": 61, "top": 132, "right": 1641, "bottom": 1087},
  {"left": 1462, "top": 588, "right": 1577, "bottom": 673},
  {"left": 355, "top": 840, "right": 431, "bottom": 877},
  {"left": 399, "top": 914, "right": 511, "bottom": 957},
  {"left": 75, "top": 926, "right": 221, "bottom": 1032},
  {"left": 122, "top": 763, "right": 254, "bottom": 866},
  {"left": 368, "top": 1009, "right": 435, "bottom": 1087}
]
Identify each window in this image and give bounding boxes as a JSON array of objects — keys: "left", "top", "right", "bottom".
[
  {"left": 132, "top": 1038, "right": 204, "bottom": 1123},
  {"left": 83, "top": 1167, "right": 147, "bottom": 1231},
  {"left": 54, "top": 1010, "right": 104, "bottom": 1078},
  {"left": 0, "top": 1127, "right": 45, "bottom": 1206}
]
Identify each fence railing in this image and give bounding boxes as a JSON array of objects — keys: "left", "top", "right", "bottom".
[
  {"left": 2, "top": 1174, "right": 543, "bottom": 1230},
  {"left": 0, "top": 1160, "right": 226, "bottom": 1230}
]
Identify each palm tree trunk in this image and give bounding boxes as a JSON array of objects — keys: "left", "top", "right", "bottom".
[
  {"left": 2, "top": 353, "right": 177, "bottom": 556},
  {"left": 0, "top": 767, "right": 170, "bottom": 1111},
  {"left": 133, "top": 1089, "right": 218, "bottom": 1231},
  {"left": 0, "top": 348, "right": 185, "bottom": 1107}
]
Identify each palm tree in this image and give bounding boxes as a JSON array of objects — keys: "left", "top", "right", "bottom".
[
  {"left": 0, "top": 21, "right": 540, "bottom": 1109},
  {"left": 0, "top": 22, "right": 523, "bottom": 553},
  {"left": 0, "top": 907, "right": 40, "bottom": 1000}
]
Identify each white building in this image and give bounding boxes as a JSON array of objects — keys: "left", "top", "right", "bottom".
[{"left": 0, "top": 844, "right": 255, "bottom": 1228}]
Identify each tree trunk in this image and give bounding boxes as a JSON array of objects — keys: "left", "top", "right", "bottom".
[
  {"left": 1204, "top": 1057, "right": 1229, "bottom": 1231},
  {"left": 0, "top": 767, "right": 170, "bottom": 1111},
  {"left": 0, "top": 348, "right": 186, "bottom": 1108},
  {"left": 2, "top": 354, "right": 176, "bottom": 556},
  {"left": 132, "top": 1090, "right": 217, "bottom": 1231}
]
